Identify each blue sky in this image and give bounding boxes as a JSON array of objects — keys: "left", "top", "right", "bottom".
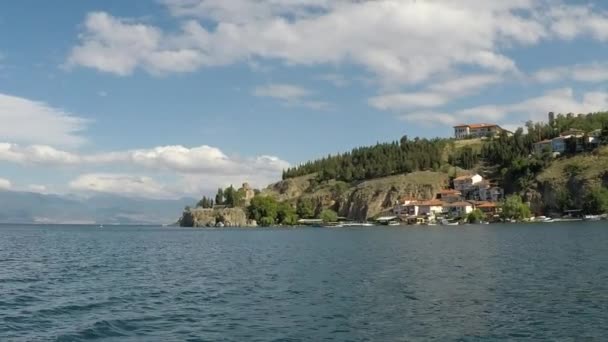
[{"left": 1, "top": 0, "right": 608, "bottom": 198}]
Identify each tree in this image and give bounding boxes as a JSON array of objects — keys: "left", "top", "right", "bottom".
[
  {"left": 215, "top": 188, "right": 224, "bottom": 205},
  {"left": 320, "top": 209, "right": 338, "bottom": 223},
  {"left": 501, "top": 195, "right": 532, "bottom": 221},
  {"left": 277, "top": 202, "right": 298, "bottom": 225},
  {"left": 179, "top": 206, "right": 195, "bottom": 227},
  {"left": 196, "top": 196, "right": 214, "bottom": 209},
  {"left": 247, "top": 195, "right": 279, "bottom": 224},
  {"left": 583, "top": 187, "right": 608, "bottom": 214},
  {"left": 296, "top": 198, "right": 316, "bottom": 219},
  {"left": 467, "top": 209, "right": 485, "bottom": 224},
  {"left": 233, "top": 188, "right": 247, "bottom": 208},
  {"left": 224, "top": 185, "right": 236, "bottom": 207}
]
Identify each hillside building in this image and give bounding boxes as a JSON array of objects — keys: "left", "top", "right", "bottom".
[{"left": 453, "top": 123, "right": 509, "bottom": 139}]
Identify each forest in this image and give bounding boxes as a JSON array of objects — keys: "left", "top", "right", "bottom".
[{"left": 282, "top": 112, "right": 608, "bottom": 195}]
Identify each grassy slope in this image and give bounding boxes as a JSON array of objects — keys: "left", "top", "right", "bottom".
[{"left": 537, "top": 146, "right": 608, "bottom": 186}]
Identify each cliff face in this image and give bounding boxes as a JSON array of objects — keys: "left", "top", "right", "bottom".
[
  {"left": 188, "top": 207, "right": 255, "bottom": 227},
  {"left": 265, "top": 171, "right": 450, "bottom": 221}
]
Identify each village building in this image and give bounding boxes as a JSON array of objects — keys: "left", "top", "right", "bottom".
[
  {"left": 476, "top": 201, "right": 500, "bottom": 218},
  {"left": 453, "top": 174, "right": 483, "bottom": 192},
  {"left": 443, "top": 201, "right": 474, "bottom": 217},
  {"left": 436, "top": 189, "right": 462, "bottom": 203},
  {"left": 453, "top": 123, "right": 509, "bottom": 139}
]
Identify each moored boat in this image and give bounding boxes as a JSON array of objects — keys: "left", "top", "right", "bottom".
[{"left": 584, "top": 215, "right": 602, "bottom": 221}]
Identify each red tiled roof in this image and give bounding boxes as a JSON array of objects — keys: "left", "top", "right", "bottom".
[
  {"left": 453, "top": 123, "right": 499, "bottom": 129},
  {"left": 476, "top": 202, "right": 498, "bottom": 208},
  {"left": 445, "top": 201, "right": 473, "bottom": 207}
]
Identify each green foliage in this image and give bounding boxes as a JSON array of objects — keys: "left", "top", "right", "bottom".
[
  {"left": 223, "top": 185, "right": 236, "bottom": 207},
  {"left": 296, "top": 198, "right": 316, "bottom": 219},
  {"left": 282, "top": 137, "right": 449, "bottom": 183},
  {"left": 501, "top": 195, "right": 532, "bottom": 221},
  {"left": 215, "top": 188, "right": 224, "bottom": 205},
  {"left": 277, "top": 202, "right": 298, "bottom": 225},
  {"left": 179, "top": 206, "right": 195, "bottom": 227},
  {"left": 449, "top": 146, "right": 479, "bottom": 170},
  {"left": 259, "top": 217, "right": 275, "bottom": 227},
  {"left": 196, "top": 196, "right": 214, "bottom": 209},
  {"left": 467, "top": 209, "right": 485, "bottom": 224},
  {"left": 233, "top": 188, "right": 247, "bottom": 208},
  {"left": 583, "top": 187, "right": 608, "bottom": 214},
  {"left": 247, "top": 195, "right": 279, "bottom": 223},
  {"left": 320, "top": 209, "right": 338, "bottom": 223}
]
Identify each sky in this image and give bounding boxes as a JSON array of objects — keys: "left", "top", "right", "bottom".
[{"left": 1, "top": 0, "right": 608, "bottom": 199}]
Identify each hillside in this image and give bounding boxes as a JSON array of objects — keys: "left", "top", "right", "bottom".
[
  {"left": 265, "top": 171, "right": 452, "bottom": 220},
  {"left": 534, "top": 146, "right": 608, "bottom": 214}
]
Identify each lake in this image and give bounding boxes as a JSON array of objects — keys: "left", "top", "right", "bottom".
[{"left": 1, "top": 223, "right": 608, "bottom": 341}]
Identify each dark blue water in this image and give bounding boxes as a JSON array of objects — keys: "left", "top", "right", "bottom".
[{"left": 1, "top": 223, "right": 608, "bottom": 341}]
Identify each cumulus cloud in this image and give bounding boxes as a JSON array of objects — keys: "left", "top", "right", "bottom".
[
  {"left": 0, "top": 93, "right": 87, "bottom": 147},
  {"left": 0, "top": 143, "right": 289, "bottom": 174},
  {"left": 253, "top": 83, "right": 328, "bottom": 109},
  {"left": 69, "top": 174, "right": 173, "bottom": 198},
  {"left": 0, "top": 143, "right": 290, "bottom": 196},
  {"left": 399, "top": 88, "right": 608, "bottom": 127},
  {"left": 69, "top": 1, "right": 608, "bottom": 84},
  {"left": 0, "top": 177, "right": 11, "bottom": 190},
  {"left": 27, "top": 184, "right": 47, "bottom": 193},
  {"left": 533, "top": 62, "right": 608, "bottom": 83},
  {"left": 369, "top": 74, "right": 504, "bottom": 111}
]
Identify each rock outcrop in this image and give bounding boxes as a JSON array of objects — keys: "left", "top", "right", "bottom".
[
  {"left": 187, "top": 207, "right": 255, "bottom": 227},
  {"left": 265, "top": 171, "right": 450, "bottom": 221}
]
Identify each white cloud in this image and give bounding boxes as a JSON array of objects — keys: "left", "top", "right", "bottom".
[
  {"left": 69, "top": 173, "right": 173, "bottom": 198},
  {"left": 0, "top": 143, "right": 289, "bottom": 175},
  {"left": 27, "top": 184, "right": 47, "bottom": 193},
  {"left": 67, "top": 1, "right": 566, "bottom": 83},
  {"left": 253, "top": 83, "right": 328, "bottom": 109},
  {"left": 0, "top": 177, "right": 11, "bottom": 190},
  {"left": 533, "top": 62, "right": 608, "bottom": 83},
  {"left": 400, "top": 88, "right": 608, "bottom": 127},
  {"left": 0, "top": 143, "right": 290, "bottom": 196},
  {"left": 314, "top": 73, "right": 349, "bottom": 87},
  {"left": 369, "top": 73, "right": 504, "bottom": 111},
  {"left": 0, "top": 93, "right": 87, "bottom": 147},
  {"left": 548, "top": 4, "right": 608, "bottom": 41},
  {"left": 67, "top": 12, "right": 205, "bottom": 76},
  {"left": 370, "top": 92, "right": 449, "bottom": 110},
  {"left": 253, "top": 84, "right": 310, "bottom": 101}
]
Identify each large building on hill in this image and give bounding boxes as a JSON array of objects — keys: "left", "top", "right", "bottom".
[{"left": 453, "top": 123, "right": 509, "bottom": 139}]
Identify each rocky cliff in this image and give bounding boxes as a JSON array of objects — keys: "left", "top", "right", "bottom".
[
  {"left": 265, "top": 171, "right": 450, "bottom": 220},
  {"left": 187, "top": 207, "right": 255, "bottom": 227}
]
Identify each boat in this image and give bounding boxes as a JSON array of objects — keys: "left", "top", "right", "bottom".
[
  {"left": 440, "top": 219, "right": 459, "bottom": 226},
  {"left": 584, "top": 215, "right": 602, "bottom": 221},
  {"left": 388, "top": 221, "right": 401, "bottom": 226}
]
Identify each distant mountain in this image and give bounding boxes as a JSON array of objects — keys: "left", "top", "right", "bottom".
[{"left": 0, "top": 190, "right": 196, "bottom": 225}]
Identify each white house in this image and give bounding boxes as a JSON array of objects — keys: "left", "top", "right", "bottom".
[
  {"left": 444, "top": 201, "right": 474, "bottom": 217},
  {"left": 453, "top": 174, "right": 483, "bottom": 192},
  {"left": 453, "top": 124, "right": 508, "bottom": 139},
  {"left": 416, "top": 200, "right": 445, "bottom": 217}
]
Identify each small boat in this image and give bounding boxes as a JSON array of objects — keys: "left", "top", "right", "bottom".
[
  {"left": 388, "top": 221, "right": 401, "bottom": 226},
  {"left": 584, "top": 215, "right": 602, "bottom": 221},
  {"left": 440, "top": 219, "right": 459, "bottom": 226}
]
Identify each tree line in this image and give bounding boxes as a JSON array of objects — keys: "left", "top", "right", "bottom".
[{"left": 282, "top": 136, "right": 449, "bottom": 182}]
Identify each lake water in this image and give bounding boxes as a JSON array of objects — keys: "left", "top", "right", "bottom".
[{"left": 1, "top": 223, "right": 608, "bottom": 341}]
